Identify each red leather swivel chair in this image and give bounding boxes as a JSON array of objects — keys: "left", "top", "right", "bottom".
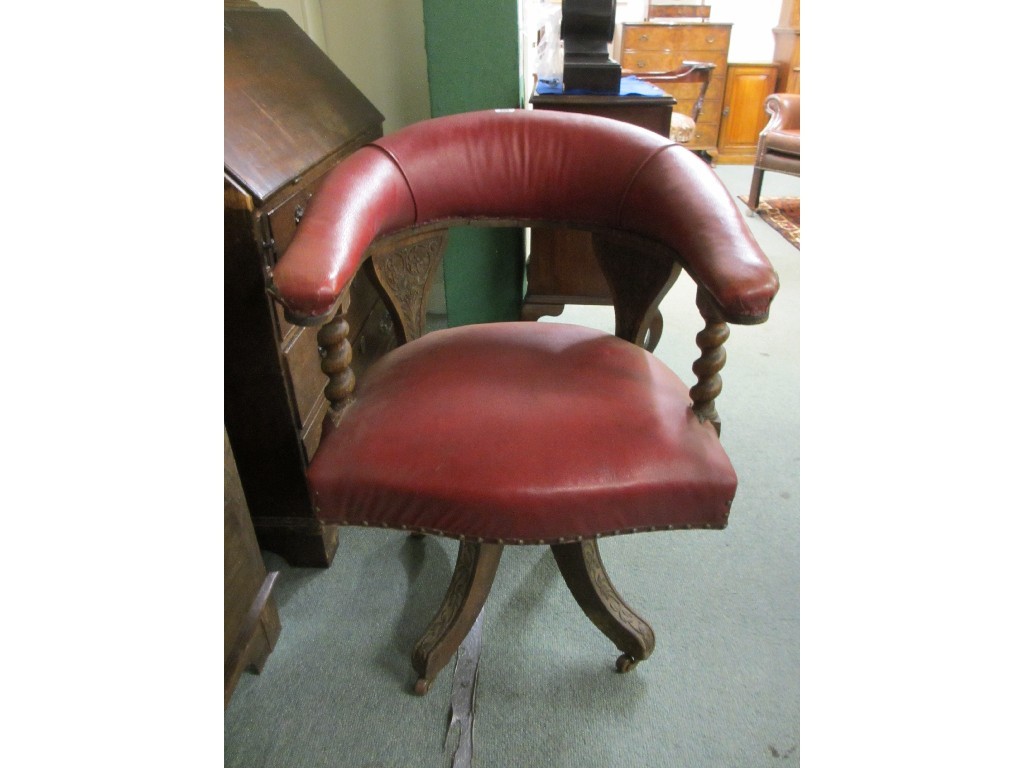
[{"left": 270, "top": 109, "right": 779, "bottom": 695}]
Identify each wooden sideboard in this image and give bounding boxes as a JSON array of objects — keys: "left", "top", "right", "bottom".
[
  {"left": 619, "top": 21, "right": 731, "bottom": 161},
  {"left": 225, "top": 6, "right": 395, "bottom": 566}
]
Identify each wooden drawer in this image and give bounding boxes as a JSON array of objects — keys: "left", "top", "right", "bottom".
[
  {"left": 696, "top": 99, "right": 722, "bottom": 127},
  {"left": 667, "top": 96, "right": 722, "bottom": 127},
  {"left": 622, "top": 24, "right": 682, "bottom": 52},
  {"left": 666, "top": 24, "right": 729, "bottom": 52},
  {"left": 705, "top": 72, "right": 727, "bottom": 102},
  {"left": 300, "top": 397, "right": 330, "bottom": 462},
  {"left": 690, "top": 123, "right": 720, "bottom": 147},
  {"left": 622, "top": 23, "right": 729, "bottom": 53},
  {"left": 266, "top": 191, "right": 312, "bottom": 266},
  {"left": 282, "top": 323, "right": 324, "bottom": 432},
  {"left": 621, "top": 50, "right": 727, "bottom": 82},
  {"left": 656, "top": 81, "right": 704, "bottom": 104},
  {"left": 621, "top": 51, "right": 679, "bottom": 72},
  {"left": 664, "top": 78, "right": 724, "bottom": 105}
]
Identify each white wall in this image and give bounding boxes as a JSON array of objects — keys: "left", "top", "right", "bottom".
[
  {"left": 708, "top": 0, "right": 780, "bottom": 61},
  {"left": 319, "top": 0, "right": 432, "bottom": 133},
  {"left": 262, "top": 0, "right": 432, "bottom": 134}
]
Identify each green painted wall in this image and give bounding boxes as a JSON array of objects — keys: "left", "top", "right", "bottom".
[{"left": 421, "top": 0, "right": 524, "bottom": 326}]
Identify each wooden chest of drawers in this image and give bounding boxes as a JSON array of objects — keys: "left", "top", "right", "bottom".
[
  {"left": 619, "top": 21, "right": 731, "bottom": 160},
  {"left": 225, "top": 6, "right": 393, "bottom": 566}
]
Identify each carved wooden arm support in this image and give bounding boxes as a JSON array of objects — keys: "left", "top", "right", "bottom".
[
  {"left": 313, "top": 228, "right": 447, "bottom": 438},
  {"left": 316, "top": 302, "right": 356, "bottom": 436},
  {"left": 689, "top": 287, "right": 729, "bottom": 434},
  {"left": 591, "top": 230, "right": 681, "bottom": 350},
  {"left": 367, "top": 229, "right": 447, "bottom": 345}
]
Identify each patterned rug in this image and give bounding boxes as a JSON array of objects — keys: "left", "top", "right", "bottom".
[{"left": 739, "top": 196, "right": 800, "bottom": 250}]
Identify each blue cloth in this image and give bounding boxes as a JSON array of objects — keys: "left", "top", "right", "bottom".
[{"left": 535, "top": 76, "right": 668, "bottom": 98}]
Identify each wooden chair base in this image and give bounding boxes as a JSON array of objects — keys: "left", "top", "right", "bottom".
[
  {"left": 409, "top": 537, "right": 654, "bottom": 694},
  {"left": 550, "top": 539, "right": 655, "bottom": 671},
  {"left": 411, "top": 541, "right": 504, "bottom": 695}
]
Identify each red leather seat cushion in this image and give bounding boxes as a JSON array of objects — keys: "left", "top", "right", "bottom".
[{"left": 308, "top": 322, "right": 738, "bottom": 544}]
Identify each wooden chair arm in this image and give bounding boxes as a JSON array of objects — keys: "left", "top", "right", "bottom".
[
  {"left": 631, "top": 60, "right": 714, "bottom": 84},
  {"left": 630, "top": 61, "right": 715, "bottom": 123}
]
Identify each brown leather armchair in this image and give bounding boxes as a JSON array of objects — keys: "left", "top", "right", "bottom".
[
  {"left": 748, "top": 93, "right": 800, "bottom": 210},
  {"left": 270, "top": 109, "right": 779, "bottom": 696}
]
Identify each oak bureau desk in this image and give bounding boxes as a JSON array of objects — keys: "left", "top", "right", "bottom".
[{"left": 224, "top": 4, "right": 394, "bottom": 567}]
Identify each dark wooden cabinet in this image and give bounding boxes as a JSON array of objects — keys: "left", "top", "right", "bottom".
[
  {"left": 530, "top": 90, "right": 675, "bottom": 136},
  {"left": 225, "top": 6, "right": 394, "bottom": 566},
  {"left": 225, "top": 429, "right": 280, "bottom": 707}
]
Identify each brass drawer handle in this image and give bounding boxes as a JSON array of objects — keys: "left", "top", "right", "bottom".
[
  {"left": 637, "top": 59, "right": 647, "bottom": 68},
  {"left": 706, "top": 36, "right": 716, "bottom": 43},
  {"left": 639, "top": 33, "right": 649, "bottom": 42}
]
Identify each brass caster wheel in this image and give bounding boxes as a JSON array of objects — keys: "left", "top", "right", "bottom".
[
  {"left": 414, "top": 678, "right": 431, "bottom": 696},
  {"left": 615, "top": 654, "right": 638, "bottom": 673}
]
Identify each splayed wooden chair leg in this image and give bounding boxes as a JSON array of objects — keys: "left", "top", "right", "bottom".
[
  {"left": 550, "top": 539, "right": 656, "bottom": 672},
  {"left": 411, "top": 541, "right": 504, "bottom": 695}
]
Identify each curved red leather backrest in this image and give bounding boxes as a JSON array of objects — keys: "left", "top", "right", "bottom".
[{"left": 271, "top": 109, "right": 778, "bottom": 323}]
